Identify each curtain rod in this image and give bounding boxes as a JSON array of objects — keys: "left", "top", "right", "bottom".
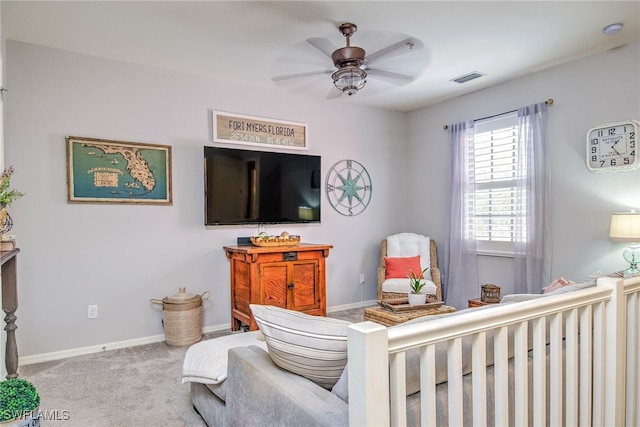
[{"left": 442, "top": 98, "right": 554, "bottom": 130}]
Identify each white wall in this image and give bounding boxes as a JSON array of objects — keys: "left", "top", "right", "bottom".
[
  {"left": 5, "top": 41, "right": 409, "bottom": 357},
  {"left": 407, "top": 41, "right": 640, "bottom": 302}
]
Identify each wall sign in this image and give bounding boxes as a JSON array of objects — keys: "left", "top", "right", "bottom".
[{"left": 212, "top": 110, "right": 308, "bottom": 150}]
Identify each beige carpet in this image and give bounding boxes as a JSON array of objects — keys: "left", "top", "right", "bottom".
[{"left": 18, "top": 307, "right": 367, "bottom": 426}]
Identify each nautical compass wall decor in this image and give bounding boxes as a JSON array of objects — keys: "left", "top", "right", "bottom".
[{"left": 325, "top": 159, "right": 372, "bottom": 216}]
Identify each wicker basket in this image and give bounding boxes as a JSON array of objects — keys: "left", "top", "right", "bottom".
[{"left": 151, "top": 287, "right": 210, "bottom": 346}]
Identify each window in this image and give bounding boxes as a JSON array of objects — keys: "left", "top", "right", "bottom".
[{"left": 469, "top": 111, "right": 525, "bottom": 254}]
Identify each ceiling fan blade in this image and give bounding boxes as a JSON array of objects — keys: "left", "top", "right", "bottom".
[
  {"left": 274, "top": 56, "right": 331, "bottom": 68},
  {"left": 272, "top": 70, "right": 332, "bottom": 82},
  {"left": 366, "top": 37, "right": 423, "bottom": 65},
  {"left": 366, "top": 68, "right": 415, "bottom": 85},
  {"left": 306, "top": 37, "right": 336, "bottom": 58}
]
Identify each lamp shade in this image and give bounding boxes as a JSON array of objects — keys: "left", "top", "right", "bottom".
[{"left": 610, "top": 212, "right": 640, "bottom": 240}]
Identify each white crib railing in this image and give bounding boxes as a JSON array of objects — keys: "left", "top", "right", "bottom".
[{"left": 348, "top": 276, "right": 640, "bottom": 426}]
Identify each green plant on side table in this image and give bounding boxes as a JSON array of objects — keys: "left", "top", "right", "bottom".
[
  {"left": 0, "top": 378, "right": 40, "bottom": 427},
  {"left": 407, "top": 266, "right": 430, "bottom": 306}
]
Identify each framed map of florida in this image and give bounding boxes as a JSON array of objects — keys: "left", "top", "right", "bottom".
[{"left": 66, "top": 136, "right": 172, "bottom": 205}]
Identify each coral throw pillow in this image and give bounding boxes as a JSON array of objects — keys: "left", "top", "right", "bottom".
[
  {"left": 543, "top": 277, "right": 575, "bottom": 294},
  {"left": 384, "top": 255, "right": 423, "bottom": 279}
]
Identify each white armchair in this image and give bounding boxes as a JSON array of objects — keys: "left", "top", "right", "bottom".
[{"left": 376, "top": 233, "right": 443, "bottom": 301}]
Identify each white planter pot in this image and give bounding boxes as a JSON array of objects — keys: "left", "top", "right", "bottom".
[{"left": 407, "top": 293, "right": 427, "bottom": 306}]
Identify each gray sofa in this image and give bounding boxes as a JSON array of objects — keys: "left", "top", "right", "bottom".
[{"left": 189, "top": 280, "right": 594, "bottom": 426}]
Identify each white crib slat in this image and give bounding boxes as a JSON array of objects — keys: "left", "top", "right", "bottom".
[
  {"left": 448, "top": 338, "right": 463, "bottom": 426},
  {"left": 494, "top": 326, "right": 509, "bottom": 426},
  {"left": 627, "top": 292, "right": 639, "bottom": 426},
  {"left": 532, "top": 316, "right": 546, "bottom": 426},
  {"left": 420, "top": 345, "right": 436, "bottom": 427},
  {"left": 565, "top": 308, "right": 579, "bottom": 426},
  {"left": 389, "top": 352, "right": 406, "bottom": 427},
  {"left": 625, "top": 292, "right": 638, "bottom": 425},
  {"left": 513, "top": 321, "right": 528, "bottom": 426},
  {"left": 636, "top": 292, "right": 640, "bottom": 427},
  {"left": 549, "top": 313, "right": 563, "bottom": 425},
  {"left": 579, "top": 305, "right": 593, "bottom": 426},
  {"left": 592, "top": 301, "right": 606, "bottom": 426},
  {"left": 471, "top": 332, "right": 487, "bottom": 425}
]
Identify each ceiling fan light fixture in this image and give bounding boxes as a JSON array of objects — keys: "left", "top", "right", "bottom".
[{"left": 332, "top": 66, "right": 367, "bottom": 96}]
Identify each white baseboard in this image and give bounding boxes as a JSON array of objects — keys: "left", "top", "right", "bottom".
[
  {"left": 19, "top": 322, "right": 231, "bottom": 366},
  {"left": 327, "top": 299, "right": 376, "bottom": 313},
  {"left": 19, "top": 302, "right": 375, "bottom": 366}
]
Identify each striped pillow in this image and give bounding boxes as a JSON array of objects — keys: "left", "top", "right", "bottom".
[{"left": 249, "top": 304, "right": 351, "bottom": 389}]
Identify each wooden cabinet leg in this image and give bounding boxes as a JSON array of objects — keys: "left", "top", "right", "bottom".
[{"left": 231, "top": 316, "right": 241, "bottom": 332}]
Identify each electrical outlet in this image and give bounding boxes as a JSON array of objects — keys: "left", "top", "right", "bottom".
[
  {"left": 88, "top": 305, "right": 98, "bottom": 319},
  {"left": 359, "top": 273, "right": 365, "bottom": 284}
]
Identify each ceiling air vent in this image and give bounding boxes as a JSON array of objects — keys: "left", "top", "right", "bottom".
[{"left": 450, "top": 71, "right": 485, "bottom": 84}]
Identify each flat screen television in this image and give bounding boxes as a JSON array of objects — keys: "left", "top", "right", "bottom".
[{"left": 204, "top": 146, "right": 321, "bottom": 226}]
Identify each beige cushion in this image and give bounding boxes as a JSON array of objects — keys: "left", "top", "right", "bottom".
[
  {"left": 250, "top": 304, "right": 351, "bottom": 389},
  {"left": 381, "top": 278, "right": 437, "bottom": 295}
]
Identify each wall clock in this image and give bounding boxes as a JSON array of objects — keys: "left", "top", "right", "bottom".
[
  {"left": 325, "top": 159, "right": 372, "bottom": 216},
  {"left": 586, "top": 120, "right": 640, "bottom": 173}
]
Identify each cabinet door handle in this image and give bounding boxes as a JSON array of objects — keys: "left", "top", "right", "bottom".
[{"left": 287, "top": 283, "right": 294, "bottom": 290}]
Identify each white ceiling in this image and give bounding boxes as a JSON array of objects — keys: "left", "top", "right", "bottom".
[{"left": 2, "top": 1, "right": 639, "bottom": 112}]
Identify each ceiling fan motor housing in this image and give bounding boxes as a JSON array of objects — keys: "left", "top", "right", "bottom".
[{"left": 331, "top": 46, "right": 366, "bottom": 68}]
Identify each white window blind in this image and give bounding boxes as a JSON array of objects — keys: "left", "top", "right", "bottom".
[{"left": 470, "top": 111, "right": 525, "bottom": 254}]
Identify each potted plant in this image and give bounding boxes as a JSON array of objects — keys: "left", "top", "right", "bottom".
[
  {"left": 0, "top": 166, "right": 25, "bottom": 234},
  {"left": 0, "top": 378, "right": 40, "bottom": 427},
  {"left": 407, "top": 266, "right": 430, "bottom": 306}
]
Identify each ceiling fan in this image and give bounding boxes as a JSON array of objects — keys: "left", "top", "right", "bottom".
[{"left": 272, "top": 23, "right": 427, "bottom": 98}]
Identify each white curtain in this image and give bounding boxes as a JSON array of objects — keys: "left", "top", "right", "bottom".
[
  {"left": 514, "top": 102, "right": 551, "bottom": 293},
  {"left": 444, "top": 121, "right": 478, "bottom": 309}
]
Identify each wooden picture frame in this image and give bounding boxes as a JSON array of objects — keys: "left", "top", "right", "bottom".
[{"left": 66, "top": 136, "right": 172, "bottom": 205}]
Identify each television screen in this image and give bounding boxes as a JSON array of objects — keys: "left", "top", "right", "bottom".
[{"left": 204, "top": 146, "right": 321, "bottom": 226}]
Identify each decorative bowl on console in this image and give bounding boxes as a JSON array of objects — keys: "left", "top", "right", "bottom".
[{"left": 250, "top": 231, "right": 301, "bottom": 247}]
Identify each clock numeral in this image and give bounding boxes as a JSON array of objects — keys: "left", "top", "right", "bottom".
[
  {"left": 600, "top": 160, "right": 606, "bottom": 167},
  {"left": 631, "top": 131, "right": 636, "bottom": 140},
  {"left": 592, "top": 155, "right": 597, "bottom": 162},
  {"left": 609, "top": 128, "right": 617, "bottom": 135},
  {"left": 624, "top": 157, "right": 630, "bottom": 165},
  {"left": 611, "top": 159, "right": 617, "bottom": 166},
  {"left": 591, "top": 138, "right": 599, "bottom": 145},
  {"left": 591, "top": 147, "right": 597, "bottom": 154},
  {"left": 597, "top": 130, "right": 604, "bottom": 137}
]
